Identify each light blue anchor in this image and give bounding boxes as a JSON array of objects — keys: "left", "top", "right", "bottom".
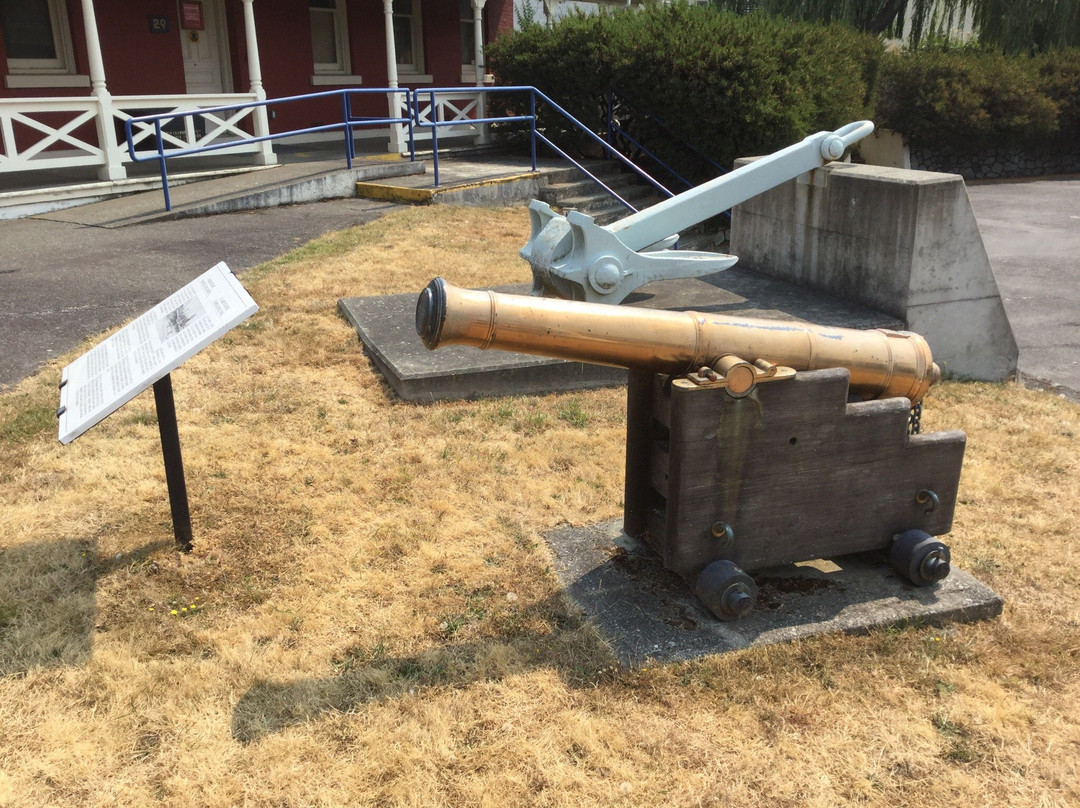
[{"left": 522, "top": 120, "right": 875, "bottom": 304}]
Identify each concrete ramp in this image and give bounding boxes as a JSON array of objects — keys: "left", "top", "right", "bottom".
[
  {"left": 731, "top": 162, "right": 1018, "bottom": 382},
  {"left": 31, "top": 157, "right": 423, "bottom": 228}
]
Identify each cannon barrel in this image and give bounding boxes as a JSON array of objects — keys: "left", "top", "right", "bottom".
[{"left": 416, "top": 278, "right": 941, "bottom": 404}]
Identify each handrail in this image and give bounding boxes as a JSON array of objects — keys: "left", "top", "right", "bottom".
[
  {"left": 605, "top": 89, "right": 727, "bottom": 190},
  {"left": 410, "top": 86, "right": 536, "bottom": 188},
  {"left": 412, "top": 85, "right": 674, "bottom": 213},
  {"left": 125, "top": 88, "right": 413, "bottom": 211},
  {"left": 126, "top": 85, "right": 683, "bottom": 217}
]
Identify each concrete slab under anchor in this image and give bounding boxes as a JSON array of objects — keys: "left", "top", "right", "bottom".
[
  {"left": 338, "top": 270, "right": 903, "bottom": 402},
  {"left": 545, "top": 518, "right": 1003, "bottom": 668},
  {"left": 338, "top": 285, "right": 627, "bottom": 401}
]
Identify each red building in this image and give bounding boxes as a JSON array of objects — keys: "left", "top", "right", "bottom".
[{"left": 0, "top": 0, "right": 515, "bottom": 183}]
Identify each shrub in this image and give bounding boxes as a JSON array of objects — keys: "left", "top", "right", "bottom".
[
  {"left": 1033, "top": 49, "right": 1080, "bottom": 143},
  {"left": 485, "top": 12, "right": 612, "bottom": 150},
  {"left": 485, "top": 4, "right": 881, "bottom": 177},
  {"left": 486, "top": 4, "right": 1079, "bottom": 169},
  {"left": 875, "top": 49, "right": 1065, "bottom": 150}
]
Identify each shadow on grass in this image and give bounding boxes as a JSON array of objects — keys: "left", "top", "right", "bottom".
[
  {"left": 0, "top": 538, "right": 172, "bottom": 676},
  {"left": 232, "top": 594, "right": 609, "bottom": 744},
  {"left": 227, "top": 517, "right": 1001, "bottom": 744}
]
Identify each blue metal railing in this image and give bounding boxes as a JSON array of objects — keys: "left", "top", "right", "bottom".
[
  {"left": 605, "top": 89, "right": 727, "bottom": 191},
  {"left": 412, "top": 85, "right": 674, "bottom": 213},
  {"left": 409, "top": 86, "right": 534, "bottom": 188},
  {"left": 125, "top": 88, "right": 413, "bottom": 211},
  {"left": 126, "top": 85, "right": 690, "bottom": 216}
]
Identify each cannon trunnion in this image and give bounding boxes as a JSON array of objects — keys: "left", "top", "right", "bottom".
[{"left": 623, "top": 367, "right": 965, "bottom": 620}]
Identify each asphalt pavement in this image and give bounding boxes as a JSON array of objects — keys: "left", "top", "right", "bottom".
[
  {"left": 1, "top": 176, "right": 1077, "bottom": 400},
  {"left": 966, "top": 177, "right": 1080, "bottom": 400},
  {"left": 0, "top": 198, "right": 397, "bottom": 389}
]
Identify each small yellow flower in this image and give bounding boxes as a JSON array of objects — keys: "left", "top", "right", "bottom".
[
  {"left": 170, "top": 609, "right": 178, "bottom": 615},
  {"left": 148, "top": 607, "right": 154, "bottom": 612}
]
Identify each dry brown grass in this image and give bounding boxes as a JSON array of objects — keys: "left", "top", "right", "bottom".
[{"left": 1, "top": 205, "right": 1078, "bottom": 807}]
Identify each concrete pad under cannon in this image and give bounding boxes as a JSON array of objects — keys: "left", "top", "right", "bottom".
[
  {"left": 545, "top": 519, "right": 1003, "bottom": 668},
  {"left": 338, "top": 269, "right": 904, "bottom": 402},
  {"left": 338, "top": 284, "right": 627, "bottom": 401}
]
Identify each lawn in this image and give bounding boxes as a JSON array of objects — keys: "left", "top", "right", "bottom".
[{"left": 0, "top": 205, "right": 1077, "bottom": 806}]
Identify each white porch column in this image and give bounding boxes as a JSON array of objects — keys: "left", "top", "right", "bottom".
[
  {"left": 472, "top": 0, "right": 488, "bottom": 144},
  {"left": 81, "top": 0, "right": 126, "bottom": 179},
  {"left": 383, "top": 0, "right": 407, "bottom": 153},
  {"left": 242, "top": 0, "right": 277, "bottom": 165},
  {"left": 472, "top": 0, "right": 486, "bottom": 86},
  {"left": 382, "top": 0, "right": 399, "bottom": 89}
]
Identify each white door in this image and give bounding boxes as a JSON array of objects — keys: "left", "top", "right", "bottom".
[{"left": 179, "top": 0, "right": 232, "bottom": 93}]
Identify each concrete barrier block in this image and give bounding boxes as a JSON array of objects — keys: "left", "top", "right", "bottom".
[{"left": 730, "top": 161, "right": 1017, "bottom": 382}]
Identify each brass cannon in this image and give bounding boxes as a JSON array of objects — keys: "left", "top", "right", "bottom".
[{"left": 417, "top": 279, "right": 965, "bottom": 621}]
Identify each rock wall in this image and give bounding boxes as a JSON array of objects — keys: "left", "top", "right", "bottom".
[{"left": 909, "top": 143, "right": 1080, "bottom": 180}]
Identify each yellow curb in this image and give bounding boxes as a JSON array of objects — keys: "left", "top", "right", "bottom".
[
  {"left": 355, "top": 183, "right": 435, "bottom": 204},
  {"left": 356, "top": 172, "right": 540, "bottom": 205},
  {"left": 432, "top": 172, "right": 540, "bottom": 192}
]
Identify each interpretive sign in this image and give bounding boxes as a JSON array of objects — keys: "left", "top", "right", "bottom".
[
  {"left": 58, "top": 262, "right": 257, "bottom": 444},
  {"left": 57, "top": 262, "right": 257, "bottom": 552}
]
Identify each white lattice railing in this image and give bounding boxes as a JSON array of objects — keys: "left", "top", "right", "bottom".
[
  {"left": 0, "top": 97, "right": 102, "bottom": 172},
  {"left": 410, "top": 90, "right": 485, "bottom": 138},
  {"left": 388, "top": 89, "right": 486, "bottom": 153},
  {"left": 0, "top": 92, "right": 265, "bottom": 176},
  {"left": 116, "top": 93, "right": 263, "bottom": 157}
]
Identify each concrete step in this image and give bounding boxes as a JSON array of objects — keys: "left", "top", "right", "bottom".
[
  {"left": 553, "top": 187, "right": 665, "bottom": 224},
  {"left": 594, "top": 192, "right": 684, "bottom": 226},
  {"left": 549, "top": 185, "right": 655, "bottom": 214},
  {"left": 538, "top": 173, "right": 641, "bottom": 202},
  {"left": 540, "top": 160, "right": 624, "bottom": 186},
  {"left": 677, "top": 222, "right": 731, "bottom": 252},
  {"left": 593, "top": 202, "right": 636, "bottom": 226}
]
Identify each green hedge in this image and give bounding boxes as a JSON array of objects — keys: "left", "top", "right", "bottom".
[
  {"left": 1033, "top": 50, "right": 1080, "bottom": 143},
  {"left": 486, "top": 5, "right": 1080, "bottom": 169},
  {"left": 485, "top": 4, "right": 882, "bottom": 177},
  {"left": 875, "top": 48, "right": 1080, "bottom": 150}
]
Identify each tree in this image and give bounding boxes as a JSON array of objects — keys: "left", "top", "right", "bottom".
[
  {"left": 712, "top": 0, "right": 956, "bottom": 41},
  {"left": 715, "top": 0, "right": 1080, "bottom": 52},
  {"left": 970, "top": 0, "right": 1080, "bottom": 53}
]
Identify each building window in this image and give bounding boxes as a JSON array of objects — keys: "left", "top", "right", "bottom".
[
  {"left": 392, "top": 0, "right": 424, "bottom": 75},
  {"left": 459, "top": 0, "right": 482, "bottom": 80},
  {"left": 0, "top": 0, "right": 77, "bottom": 75},
  {"left": 310, "top": 0, "right": 350, "bottom": 75}
]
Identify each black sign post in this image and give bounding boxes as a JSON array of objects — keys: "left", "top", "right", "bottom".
[{"left": 153, "top": 373, "right": 193, "bottom": 552}]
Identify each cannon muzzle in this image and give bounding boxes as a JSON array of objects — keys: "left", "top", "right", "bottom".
[{"left": 416, "top": 278, "right": 941, "bottom": 404}]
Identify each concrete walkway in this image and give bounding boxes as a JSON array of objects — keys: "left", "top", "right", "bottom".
[
  {"left": 19, "top": 154, "right": 421, "bottom": 228},
  {"left": 1, "top": 166, "right": 1077, "bottom": 402}
]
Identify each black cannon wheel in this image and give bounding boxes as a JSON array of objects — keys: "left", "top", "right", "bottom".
[
  {"left": 695, "top": 560, "right": 757, "bottom": 621},
  {"left": 891, "top": 529, "right": 952, "bottom": 587}
]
